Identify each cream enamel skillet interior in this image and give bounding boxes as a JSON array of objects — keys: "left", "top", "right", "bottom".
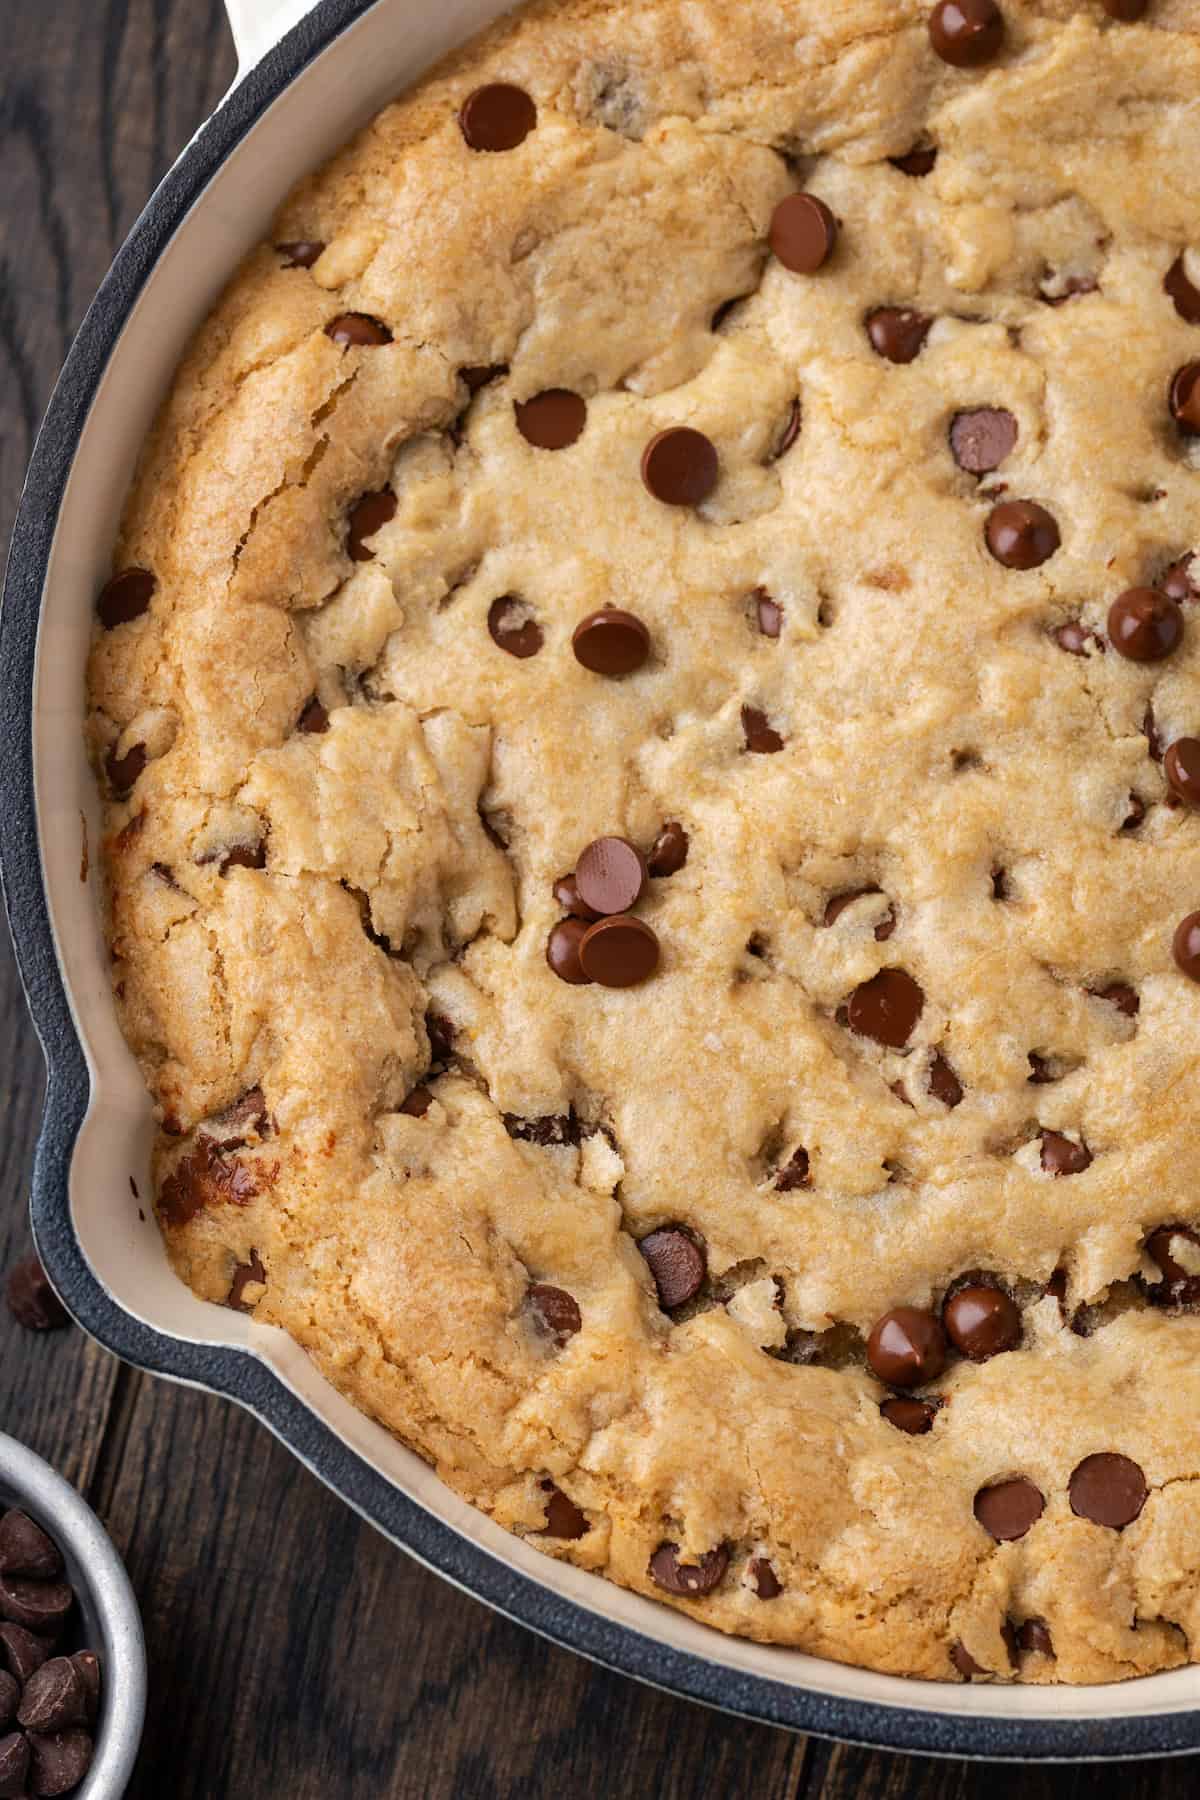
[{"left": 5, "top": 0, "right": 1200, "bottom": 1759}]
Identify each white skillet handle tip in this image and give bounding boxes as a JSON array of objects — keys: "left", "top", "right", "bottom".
[{"left": 224, "top": 0, "right": 319, "bottom": 79}]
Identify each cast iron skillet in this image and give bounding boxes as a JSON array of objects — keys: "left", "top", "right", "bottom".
[{"left": 2, "top": 0, "right": 1199, "bottom": 1760}]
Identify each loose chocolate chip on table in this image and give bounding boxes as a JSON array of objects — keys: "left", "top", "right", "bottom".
[
  {"left": 5, "top": 1260, "right": 68, "bottom": 1334},
  {"left": 0, "top": 1578, "right": 72, "bottom": 1636},
  {"left": 865, "top": 307, "right": 932, "bottom": 365},
  {"left": 1173, "top": 911, "right": 1200, "bottom": 980},
  {"left": 579, "top": 916, "right": 660, "bottom": 987},
  {"left": 459, "top": 83, "right": 537, "bottom": 153},
  {"left": 1171, "top": 363, "right": 1200, "bottom": 432},
  {"left": 18, "top": 1659, "right": 87, "bottom": 1735},
  {"left": 487, "top": 597, "right": 543, "bottom": 659},
  {"left": 546, "top": 918, "right": 593, "bottom": 986},
  {"left": 1054, "top": 620, "right": 1102, "bottom": 656},
  {"left": 1041, "top": 1130, "right": 1093, "bottom": 1177},
  {"left": 845, "top": 968, "right": 924, "bottom": 1049},
  {"left": 1165, "top": 254, "right": 1200, "bottom": 324},
  {"left": 943, "top": 1284, "right": 1022, "bottom": 1359},
  {"left": 1108, "top": 587, "right": 1183, "bottom": 662},
  {"left": 346, "top": 488, "right": 397, "bottom": 562},
  {"left": 0, "top": 1516, "right": 61, "bottom": 1582},
  {"left": 647, "top": 822, "right": 689, "bottom": 879},
  {"left": 572, "top": 608, "right": 650, "bottom": 676},
  {"left": 553, "top": 874, "right": 600, "bottom": 920},
  {"left": 639, "top": 1227, "right": 706, "bottom": 1310},
  {"left": 754, "top": 591, "right": 783, "bottom": 638},
  {"left": 1017, "top": 1618, "right": 1055, "bottom": 1657},
  {"left": 0, "top": 1625, "right": 51, "bottom": 1684},
  {"left": 1102, "top": 0, "right": 1148, "bottom": 13},
  {"left": 324, "top": 313, "right": 392, "bottom": 347},
  {"left": 1069, "top": 1452, "right": 1148, "bottom": 1528},
  {"left": 538, "top": 1484, "right": 588, "bottom": 1539},
  {"left": 96, "top": 567, "right": 155, "bottom": 629},
  {"left": 866, "top": 1306, "right": 947, "bottom": 1388},
  {"left": 296, "top": 696, "right": 329, "bottom": 734},
  {"left": 774, "top": 1148, "right": 811, "bottom": 1192},
  {"left": 0, "top": 1730, "right": 28, "bottom": 1797},
  {"left": 528, "top": 1284, "right": 582, "bottom": 1346},
  {"left": 1091, "top": 982, "right": 1139, "bottom": 1017},
  {"left": 929, "top": 0, "right": 1006, "bottom": 65},
  {"left": 881, "top": 1396, "right": 938, "bottom": 1435},
  {"left": 514, "top": 390, "right": 587, "bottom": 450},
  {"left": 749, "top": 1557, "right": 782, "bottom": 1600},
  {"left": 928, "top": 1051, "right": 964, "bottom": 1108},
  {"left": 574, "top": 837, "right": 647, "bottom": 916},
  {"left": 27, "top": 1728, "right": 93, "bottom": 1797},
  {"left": 890, "top": 145, "right": 938, "bottom": 177},
  {"left": 974, "top": 1478, "right": 1045, "bottom": 1542},
  {"left": 70, "top": 1653, "right": 100, "bottom": 1724},
  {"left": 741, "top": 706, "right": 784, "bottom": 754},
  {"left": 768, "top": 193, "right": 838, "bottom": 274},
  {"left": 950, "top": 407, "right": 1017, "bottom": 475},
  {"left": 648, "top": 1542, "right": 728, "bottom": 1597},
  {"left": 105, "top": 742, "right": 147, "bottom": 797},
  {"left": 985, "top": 500, "right": 1060, "bottom": 569},
  {"left": 0, "top": 1673, "right": 15, "bottom": 1731},
  {"left": 641, "top": 428, "right": 719, "bottom": 507},
  {"left": 1165, "top": 738, "right": 1200, "bottom": 806},
  {"left": 276, "top": 240, "right": 325, "bottom": 268},
  {"left": 951, "top": 1642, "right": 985, "bottom": 1679}
]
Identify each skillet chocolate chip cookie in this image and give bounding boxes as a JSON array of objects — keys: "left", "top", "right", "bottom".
[{"left": 88, "top": 0, "right": 1200, "bottom": 1682}]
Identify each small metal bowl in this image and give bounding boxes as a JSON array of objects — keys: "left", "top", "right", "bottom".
[{"left": 0, "top": 1432, "right": 145, "bottom": 1798}]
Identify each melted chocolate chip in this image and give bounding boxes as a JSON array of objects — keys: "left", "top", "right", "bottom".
[
  {"left": 649, "top": 1542, "right": 729, "bottom": 1598},
  {"left": 774, "top": 1148, "right": 811, "bottom": 1192},
  {"left": 866, "top": 1307, "right": 947, "bottom": 1388},
  {"left": 1054, "top": 620, "right": 1103, "bottom": 656},
  {"left": 158, "top": 1138, "right": 260, "bottom": 1229},
  {"left": 974, "top": 1479, "right": 1044, "bottom": 1542},
  {"left": 505, "top": 1113, "right": 580, "bottom": 1147},
  {"left": 1146, "top": 1225, "right": 1200, "bottom": 1307},
  {"left": 749, "top": 1557, "right": 782, "bottom": 1600},
  {"left": 881, "top": 1396, "right": 938, "bottom": 1435},
  {"left": 324, "top": 313, "right": 392, "bottom": 347},
  {"left": 1108, "top": 587, "right": 1183, "bottom": 662},
  {"left": 950, "top": 407, "right": 1017, "bottom": 474},
  {"left": 574, "top": 838, "right": 647, "bottom": 916},
  {"left": 647, "top": 822, "right": 689, "bottom": 878},
  {"left": 1040, "top": 1130, "right": 1093, "bottom": 1177},
  {"left": 741, "top": 706, "right": 784, "bottom": 754},
  {"left": 928, "top": 1051, "right": 964, "bottom": 1108},
  {"left": 488, "top": 596, "right": 543, "bottom": 659},
  {"left": 579, "top": 916, "right": 660, "bottom": 987},
  {"left": 1162, "top": 555, "right": 1199, "bottom": 603},
  {"left": 399, "top": 1086, "right": 434, "bottom": 1118},
  {"left": 297, "top": 696, "right": 329, "bottom": 734},
  {"left": 929, "top": 0, "right": 1005, "bottom": 65},
  {"left": 754, "top": 591, "right": 783, "bottom": 638},
  {"left": 515, "top": 390, "right": 587, "bottom": 450},
  {"left": 528, "top": 1284, "right": 582, "bottom": 1346},
  {"left": 985, "top": 500, "right": 1060, "bottom": 569},
  {"left": 1171, "top": 362, "right": 1200, "bottom": 432},
  {"left": 1068, "top": 1452, "right": 1147, "bottom": 1528},
  {"left": 845, "top": 968, "right": 924, "bottom": 1049},
  {"left": 97, "top": 567, "right": 155, "bottom": 629},
  {"left": 890, "top": 145, "right": 938, "bottom": 177},
  {"left": 943, "top": 1284, "right": 1021, "bottom": 1359},
  {"left": 546, "top": 918, "right": 593, "bottom": 986},
  {"left": 1165, "top": 255, "right": 1200, "bottom": 324},
  {"left": 461, "top": 363, "right": 507, "bottom": 393},
  {"left": 768, "top": 193, "right": 838, "bottom": 274},
  {"left": 641, "top": 428, "right": 720, "bottom": 507},
  {"left": 1102, "top": 0, "right": 1148, "bottom": 13},
  {"left": 105, "top": 741, "right": 147, "bottom": 796},
  {"left": 1017, "top": 1618, "right": 1055, "bottom": 1657},
  {"left": 227, "top": 1249, "right": 267, "bottom": 1313},
  {"left": 572, "top": 608, "right": 650, "bottom": 675},
  {"left": 276, "top": 240, "right": 325, "bottom": 269},
  {"left": 346, "top": 488, "right": 396, "bottom": 562},
  {"left": 539, "top": 1484, "right": 588, "bottom": 1539},
  {"left": 459, "top": 83, "right": 537, "bottom": 153},
  {"left": 1173, "top": 911, "right": 1200, "bottom": 980},
  {"left": 866, "top": 307, "right": 932, "bottom": 364},
  {"left": 769, "top": 399, "right": 802, "bottom": 464},
  {"left": 1090, "top": 982, "right": 1139, "bottom": 1017},
  {"left": 951, "top": 1642, "right": 986, "bottom": 1679},
  {"left": 639, "top": 1227, "right": 706, "bottom": 1310}
]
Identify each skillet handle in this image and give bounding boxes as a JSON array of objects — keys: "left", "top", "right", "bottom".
[{"left": 223, "top": 0, "right": 318, "bottom": 75}]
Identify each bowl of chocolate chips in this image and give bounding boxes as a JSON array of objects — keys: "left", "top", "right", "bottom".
[{"left": 0, "top": 1431, "right": 144, "bottom": 1797}]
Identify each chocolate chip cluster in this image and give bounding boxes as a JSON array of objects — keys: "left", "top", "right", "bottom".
[{"left": 0, "top": 1509, "right": 102, "bottom": 1796}]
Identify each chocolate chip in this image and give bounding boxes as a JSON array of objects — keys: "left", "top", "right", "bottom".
[
  {"left": 0, "top": 1579, "right": 71, "bottom": 1636},
  {"left": 324, "top": 313, "right": 392, "bottom": 347},
  {"left": 0, "top": 1627, "right": 50, "bottom": 1685},
  {"left": 1171, "top": 362, "right": 1200, "bottom": 433},
  {"left": 1090, "top": 982, "right": 1139, "bottom": 1017},
  {"left": 865, "top": 307, "right": 932, "bottom": 364},
  {"left": 974, "top": 1478, "right": 1045, "bottom": 1542},
  {"left": 70, "top": 1654, "right": 99, "bottom": 1726},
  {"left": 774, "top": 1148, "right": 811, "bottom": 1192},
  {"left": 400, "top": 1086, "right": 434, "bottom": 1119},
  {"left": 1027, "top": 1052, "right": 1056, "bottom": 1085},
  {"left": 1165, "top": 738, "right": 1200, "bottom": 807},
  {"left": 890, "top": 145, "right": 938, "bottom": 177},
  {"left": 648, "top": 1542, "right": 728, "bottom": 1598},
  {"left": 461, "top": 363, "right": 507, "bottom": 393},
  {"left": 297, "top": 696, "right": 329, "bottom": 734},
  {"left": 528, "top": 1284, "right": 582, "bottom": 1346},
  {"left": 1173, "top": 911, "right": 1200, "bottom": 980},
  {"left": 0, "top": 1731, "right": 28, "bottom": 1798},
  {"left": 741, "top": 706, "right": 784, "bottom": 753},
  {"left": 1146, "top": 1225, "right": 1200, "bottom": 1306},
  {"left": 206, "top": 1088, "right": 270, "bottom": 1151},
  {"left": 553, "top": 874, "right": 600, "bottom": 921},
  {"left": 951, "top": 1642, "right": 985, "bottom": 1679},
  {"left": 572, "top": 608, "right": 650, "bottom": 675},
  {"left": 0, "top": 1517, "right": 61, "bottom": 1582},
  {"left": 514, "top": 390, "right": 587, "bottom": 450},
  {"left": 1069, "top": 1452, "right": 1147, "bottom": 1528},
  {"left": 929, "top": 0, "right": 1005, "bottom": 65},
  {"left": 985, "top": 500, "right": 1060, "bottom": 569},
  {"left": 1163, "top": 555, "right": 1199, "bottom": 603},
  {"left": 18, "top": 1660, "right": 86, "bottom": 1735},
  {"left": 96, "top": 567, "right": 155, "bottom": 629},
  {"left": 950, "top": 407, "right": 1017, "bottom": 474},
  {"left": 770, "top": 399, "right": 802, "bottom": 463},
  {"left": 1102, "top": 0, "right": 1148, "bottom": 13},
  {"left": 488, "top": 596, "right": 543, "bottom": 659},
  {"left": 505, "top": 1114, "right": 580, "bottom": 1148},
  {"left": 27, "top": 1728, "right": 93, "bottom": 1797},
  {"left": 754, "top": 591, "right": 783, "bottom": 638},
  {"left": 1017, "top": 1618, "right": 1055, "bottom": 1657},
  {"left": 928, "top": 1052, "right": 964, "bottom": 1108},
  {"left": 459, "top": 83, "right": 537, "bottom": 152},
  {"left": 1122, "top": 793, "right": 1147, "bottom": 833},
  {"left": 647, "top": 822, "right": 689, "bottom": 878},
  {"left": 0, "top": 1675, "right": 15, "bottom": 1732},
  {"left": 641, "top": 428, "right": 719, "bottom": 507},
  {"left": 346, "top": 488, "right": 396, "bottom": 562},
  {"left": 881, "top": 1396, "right": 938, "bottom": 1434},
  {"left": 943, "top": 1283, "right": 1021, "bottom": 1359},
  {"left": 538, "top": 1484, "right": 588, "bottom": 1539},
  {"left": 845, "top": 968, "right": 924, "bottom": 1049},
  {"left": 226, "top": 1249, "right": 267, "bottom": 1313},
  {"left": 276, "top": 240, "right": 324, "bottom": 269},
  {"left": 768, "top": 193, "right": 838, "bottom": 274},
  {"left": 579, "top": 916, "right": 660, "bottom": 987},
  {"left": 1054, "top": 620, "right": 1102, "bottom": 656},
  {"left": 749, "top": 1557, "right": 782, "bottom": 1600},
  {"left": 1040, "top": 272, "right": 1098, "bottom": 307},
  {"left": 546, "top": 918, "right": 593, "bottom": 986},
  {"left": 105, "top": 741, "right": 147, "bottom": 797},
  {"left": 574, "top": 837, "right": 647, "bottom": 916},
  {"left": 1108, "top": 587, "right": 1183, "bottom": 662},
  {"left": 1040, "top": 1130, "right": 1092, "bottom": 1177},
  {"left": 639, "top": 1227, "right": 706, "bottom": 1310},
  {"left": 5, "top": 1260, "right": 68, "bottom": 1334},
  {"left": 866, "top": 1307, "right": 947, "bottom": 1388},
  {"left": 1165, "top": 255, "right": 1200, "bottom": 324}
]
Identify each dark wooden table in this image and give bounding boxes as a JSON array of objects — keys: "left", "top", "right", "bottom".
[{"left": 1, "top": 6, "right": 1197, "bottom": 1794}]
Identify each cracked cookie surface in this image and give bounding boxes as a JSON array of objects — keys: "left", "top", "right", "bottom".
[{"left": 88, "top": 0, "right": 1200, "bottom": 1682}]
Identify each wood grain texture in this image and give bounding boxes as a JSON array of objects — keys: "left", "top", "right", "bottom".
[{"left": 2, "top": 3, "right": 1199, "bottom": 1794}]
